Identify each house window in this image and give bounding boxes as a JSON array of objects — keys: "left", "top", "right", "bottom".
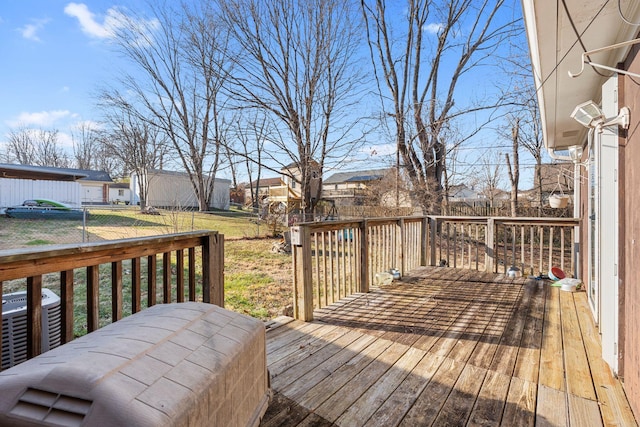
[
  {"left": 118, "top": 189, "right": 125, "bottom": 196},
  {"left": 292, "top": 181, "right": 296, "bottom": 189},
  {"left": 335, "top": 184, "right": 338, "bottom": 190}
]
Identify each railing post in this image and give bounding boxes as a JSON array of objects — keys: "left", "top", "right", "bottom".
[
  {"left": 486, "top": 218, "right": 495, "bottom": 273},
  {"left": 87, "top": 265, "right": 99, "bottom": 333},
  {"left": 60, "top": 270, "right": 74, "bottom": 344},
  {"left": 360, "top": 221, "right": 369, "bottom": 293},
  {"left": 27, "top": 275, "right": 43, "bottom": 359},
  {"left": 203, "top": 232, "right": 224, "bottom": 307},
  {"left": 291, "top": 225, "right": 314, "bottom": 321},
  {"left": 429, "top": 217, "right": 438, "bottom": 266},
  {"left": 421, "top": 217, "right": 428, "bottom": 267}
]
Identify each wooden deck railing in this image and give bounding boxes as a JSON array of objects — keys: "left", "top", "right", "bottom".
[
  {"left": 0, "top": 231, "right": 224, "bottom": 368},
  {"left": 292, "top": 216, "right": 579, "bottom": 320}
]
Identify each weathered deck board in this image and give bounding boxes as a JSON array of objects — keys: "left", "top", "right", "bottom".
[
  {"left": 559, "top": 290, "right": 596, "bottom": 400},
  {"left": 362, "top": 353, "right": 446, "bottom": 427},
  {"left": 398, "top": 356, "right": 466, "bottom": 426},
  {"left": 335, "top": 346, "right": 425, "bottom": 426},
  {"left": 296, "top": 336, "right": 393, "bottom": 410},
  {"left": 539, "top": 285, "right": 565, "bottom": 391},
  {"left": 432, "top": 363, "right": 486, "bottom": 425},
  {"left": 314, "top": 341, "right": 410, "bottom": 422},
  {"left": 261, "top": 267, "right": 638, "bottom": 427},
  {"left": 537, "top": 384, "right": 568, "bottom": 426},
  {"left": 512, "top": 279, "right": 545, "bottom": 383},
  {"left": 573, "top": 290, "right": 638, "bottom": 426},
  {"left": 468, "top": 370, "right": 511, "bottom": 426},
  {"left": 280, "top": 333, "right": 378, "bottom": 401}
]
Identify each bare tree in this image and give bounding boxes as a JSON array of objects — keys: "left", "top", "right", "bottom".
[
  {"left": 504, "top": 117, "right": 520, "bottom": 217},
  {"left": 71, "top": 122, "right": 100, "bottom": 170},
  {"left": 477, "top": 151, "right": 503, "bottom": 207},
  {"left": 519, "top": 89, "right": 545, "bottom": 211},
  {"left": 99, "top": 100, "right": 168, "bottom": 210},
  {"left": 5, "top": 126, "right": 36, "bottom": 165},
  {"left": 232, "top": 111, "right": 270, "bottom": 209},
  {"left": 5, "top": 126, "right": 69, "bottom": 167},
  {"left": 70, "top": 122, "right": 122, "bottom": 177},
  {"left": 361, "top": 0, "right": 516, "bottom": 213},
  {"left": 219, "top": 0, "right": 366, "bottom": 218},
  {"left": 107, "top": 2, "right": 232, "bottom": 211}
]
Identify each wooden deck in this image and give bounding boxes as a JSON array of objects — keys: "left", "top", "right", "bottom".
[{"left": 260, "top": 267, "right": 638, "bottom": 426}]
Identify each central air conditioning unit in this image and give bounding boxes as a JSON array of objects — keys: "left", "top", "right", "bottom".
[{"left": 1, "top": 289, "right": 62, "bottom": 370}]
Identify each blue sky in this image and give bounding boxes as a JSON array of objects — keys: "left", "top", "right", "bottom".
[
  {"left": 0, "top": 1, "right": 149, "bottom": 149},
  {"left": 0, "top": 1, "right": 542, "bottom": 188}
]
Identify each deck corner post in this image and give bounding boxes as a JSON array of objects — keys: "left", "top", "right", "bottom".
[
  {"left": 486, "top": 218, "right": 495, "bottom": 272},
  {"left": 292, "top": 225, "right": 314, "bottom": 321},
  {"left": 203, "top": 232, "right": 224, "bottom": 307}
]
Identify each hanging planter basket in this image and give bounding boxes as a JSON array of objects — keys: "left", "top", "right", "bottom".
[
  {"left": 549, "top": 171, "right": 570, "bottom": 208},
  {"left": 549, "top": 194, "right": 570, "bottom": 208}
]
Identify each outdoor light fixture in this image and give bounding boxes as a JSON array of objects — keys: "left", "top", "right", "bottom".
[
  {"left": 568, "top": 145, "right": 584, "bottom": 163},
  {"left": 570, "top": 100, "right": 630, "bottom": 130},
  {"left": 570, "top": 100, "right": 605, "bottom": 127}
]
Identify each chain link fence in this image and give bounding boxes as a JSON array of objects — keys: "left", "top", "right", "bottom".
[{"left": 0, "top": 205, "right": 271, "bottom": 250}]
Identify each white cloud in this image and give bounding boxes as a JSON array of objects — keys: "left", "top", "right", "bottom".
[
  {"left": 424, "top": 23, "right": 444, "bottom": 34},
  {"left": 64, "top": 3, "right": 115, "bottom": 38},
  {"left": 64, "top": 3, "right": 158, "bottom": 40},
  {"left": 19, "top": 18, "right": 50, "bottom": 42},
  {"left": 7, "top": 110, "right": 74, "bottom": 127}
]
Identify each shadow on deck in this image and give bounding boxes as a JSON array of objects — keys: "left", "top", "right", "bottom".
[{"left": 261, "top": 266, "right": 637, "bottom": 426}]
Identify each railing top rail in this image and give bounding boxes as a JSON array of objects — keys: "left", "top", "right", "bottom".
[
  {"left": 295, "top": 216, "right": 425, "bottom": 231},
  {"left": 0, "top": 230, "right": 218, "bottom": 281},
  {"left": 429, "top": 215, "right": 579, "bottom": 226},
  {"left": 293, "top": 215, "right": 579, "bottom": 235},
  {"left": 428, "top": 216, "right": 491, "bottom": 224},
  {"left": 294, "top": 220, "right": 365, "bottom": 232}
]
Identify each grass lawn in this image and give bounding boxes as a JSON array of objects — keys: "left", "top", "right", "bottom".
[
  {"left": 1, "top": 207, "right": 293, "bottom": 335},
  {"left": 0, "top": 206, "right": 280, "bottom": 249}
]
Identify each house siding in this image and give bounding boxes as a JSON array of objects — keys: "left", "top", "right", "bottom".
[
  {"left": 621, "top": 43, "right": 640, "bottom": 418},
  {"left": 132, "top": 170, "right": 230, "bottom": 210},
  {"left": 0, "top": 178, "right": 82, "bottom": 208}
]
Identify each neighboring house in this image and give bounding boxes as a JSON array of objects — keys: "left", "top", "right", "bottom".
[
  {"left": 244, "top": 177, "right": 286, "bottom": 207},
  {"left": 108, "top": 182, "right": 131, "bottom": 205},
  {"left": 523, "top": 0, "right": 640, "bottom": 416},
  {"left": 280, "top": 161, "right": 322, "bottom": 204},
  {"left": 448, "top": 184, "right": 478, "bottom": 200},
  {"left": 74, "top": 169, "right": 113, "bottom": 205},
  {"left": 322, "top": 169, "right": 390, "bottom": 206},
  {"left": 0, "top": 164, "right": 112, "bottom": 207},
  {"left": 130, "top": 169, "right": 231, "bottom": 210}
]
